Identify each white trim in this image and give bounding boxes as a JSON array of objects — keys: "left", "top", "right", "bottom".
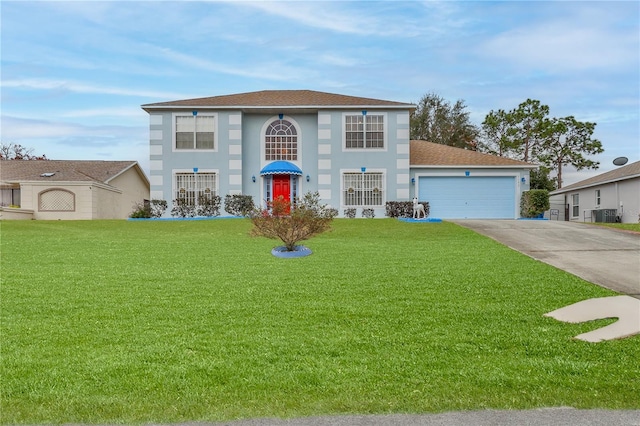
[
  {"left": 318, "top": 144, "right": 331, "bottom": 155},
  {"left": 143, "top": 104, "right": 414, "bottom": 111},
  {"left": 172, "top": 168, "right": 220, "bottom": 203},
  {"left": 551, "top": 174, "right": 640, "bottom": 195},
  {"left": 228, "top": 114, "right": 242, "bottom": 125},
  {"left": 411, "top": 164, "right": 538, "bottom": 169},
  {"left": 340, "top": 168, "right": 386, "bottom": 209},
  {"left": 318, "top": 113, "right": 331, "bottom": 125},
  {"left": 341, "top": 112, "right": 388, "bottom": 152},
  {"left": 171, "top": 112, "right": 218, "bottom": 153},
  {"left": 150, "top": 114, "right": 163, "bottom": 126}
]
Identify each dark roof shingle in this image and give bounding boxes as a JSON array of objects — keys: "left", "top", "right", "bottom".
[
  {"left": 142, "top": 89, "right": 414, "bottom": 110},
  {"left": 0, "top": 160, "right": 141, "bottom": 184},
  {"left": 410, "top": 140, "right": 536, "bottom": 167},
  {"left": 551, "top": 160, "right": 640, "bottom": 194}
]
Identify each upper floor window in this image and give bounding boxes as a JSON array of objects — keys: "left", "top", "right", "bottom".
[
  {"left": 342, "top": 172, "right": 384, "bottom": 207},
  {"left": 345, "top": 114, "right": 384, "bottom": 149},
  {"left": 265, "top": 119, "right": 297, "bottom": 161},
  {"left": 595, "top": 189, "right": 601, "bottom": 207},
  {"left": 175, "top": 114, "right": 215, "bottom": 150}
]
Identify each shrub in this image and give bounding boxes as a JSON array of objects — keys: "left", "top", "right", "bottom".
[
  {"left": 129, "top": 201, "right": 151, "bottom": 218},
  {"left": 195, "top": 195, "right": 221, "bottom": 217},
  {"left": 170, "top": 198, "right": 196, "bottom": 218},
  {"left": 224, "top": 194, "right": 255, "bottom": 217},
  {"left": 385, "top": 201, "right": 429, "bottom": 218},
  {"left": 150, "top": 199, "right": 167, "bottom": 218},
  {"left": 344, "top": 208, "right": 356, "bottom": 218},
  {"left": 250, "top": 192, "right": 337, "bottom": 252},
  {"left": 521, "top": 190, "right": 550, "bottom": 218},
  {"left": 362, "top": 208, "right": 375, "bottom": 218}
]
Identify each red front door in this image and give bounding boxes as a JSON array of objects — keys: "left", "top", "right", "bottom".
[{"left": 272, "top": 174, "right": 291, "bottom": 203}]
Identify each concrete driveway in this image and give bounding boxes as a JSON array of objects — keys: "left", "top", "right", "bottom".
[{"left": 451, "top": 220, "right": 640, "bottom": 298}]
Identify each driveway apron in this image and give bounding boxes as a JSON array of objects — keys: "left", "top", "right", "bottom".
[{"left": 451, "top": 220, "right": 640, "bottom": 298}]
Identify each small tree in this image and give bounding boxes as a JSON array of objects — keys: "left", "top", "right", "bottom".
[
  {"left": 521, "top": 189, "right": 550, "bottom": 218},
  {"left": 250, "top": 192, "right": 337, "bottom": 251}
]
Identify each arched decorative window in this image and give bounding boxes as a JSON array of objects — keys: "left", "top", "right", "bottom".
[
  {"left": 39, "top": 189, "right": 75, "bottom": 211},
  {"left": 265, "top": 119, "right": 297, "bottom": 161}
]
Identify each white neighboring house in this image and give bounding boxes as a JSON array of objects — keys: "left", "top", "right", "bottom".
[
  {"left": 0, "top": 160, "right": 150, "bottom": 220},
  {"left": 549, "top": 161, "right": 640, "bottom": 224}
]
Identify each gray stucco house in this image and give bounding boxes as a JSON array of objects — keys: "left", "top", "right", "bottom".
[
  {"left": 142, "top": 90, "right": 534, "bottom": 219},
  {"left": 549, "top": 160, "right": 640, "bottom": 223}
]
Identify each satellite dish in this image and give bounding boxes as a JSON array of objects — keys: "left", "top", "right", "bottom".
[{"left": 613, "top": 157, "right": 628, "bottom": 166}]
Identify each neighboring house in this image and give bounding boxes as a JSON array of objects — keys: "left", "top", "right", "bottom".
[
  {"left": 0, "top": 160, "right": 150, "bottom": 220},
  {"left": 549, "top": 160, "right": 640, "bottom": 224},
  {"left": 141, "top": 89, "right": 535, "bottom": 219}
]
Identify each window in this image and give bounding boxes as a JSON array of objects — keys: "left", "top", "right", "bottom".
[
  {"left": 595, "top": 189, "right": 601, "bottom": 207},
  {"left": 175, "top": 114, "right": 215, "bottom": 150},
  {"left": 174, "top": 172, "right": 217, "bottom": 205},
  {"left": 345, "top": 114, "right": 384, "bottom": 149},
  {"left": 571, "top": 194, "right": 579, "bottom": 217},
  {"left": 39, "top": 189, "right": 75, "bottom": 211},
  {"left": 265, "top": 119, "right": 298, "bottom": 161},
  {"left": 0, "top": 187, "right": 20, "bottom": 207},
  {"left": 343, "top": 172, "right": 384, "bottom": 206}
]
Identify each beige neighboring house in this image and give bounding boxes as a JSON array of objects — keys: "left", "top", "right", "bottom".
[
  {"left": 549, "top": 160, "right": 640, "bottom": 223},
  {"left": 0, "top": 160, "right": 150, "bottom": 220}
]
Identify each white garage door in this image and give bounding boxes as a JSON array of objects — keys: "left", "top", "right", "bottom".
[{"left": 418, "top": 176, "right": 516, "bottom": 219}]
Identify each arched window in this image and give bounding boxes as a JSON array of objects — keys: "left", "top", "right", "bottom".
[
  {"left": 39, "top": 189, "right": 75, "bottom": 211},
  {"left": 265, "top": 119, "right": 297, "bottom": 161}
]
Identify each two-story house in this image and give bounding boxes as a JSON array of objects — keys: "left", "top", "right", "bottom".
[{"left": 142, "top": 90, "right": 534, "bottom": 219}]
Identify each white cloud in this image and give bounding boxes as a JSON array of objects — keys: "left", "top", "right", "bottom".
[{"left": 1, "top": 78, "right": 191, "bottom": 100}]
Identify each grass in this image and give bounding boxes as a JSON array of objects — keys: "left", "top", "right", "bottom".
[
  {"left": 1, "top": 219, "right": 638, "bottom": 424},
  {"left": 587, "top": 222, "right": 640, "bottom": 233}
]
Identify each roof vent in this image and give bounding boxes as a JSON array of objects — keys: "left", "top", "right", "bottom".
[{"left": 40, "top": 172, "right": 55, "bottom": 177}]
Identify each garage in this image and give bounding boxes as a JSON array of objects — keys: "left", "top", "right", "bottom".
[{"left": 418, "top": 176, "right": 516, "bottom": 219}]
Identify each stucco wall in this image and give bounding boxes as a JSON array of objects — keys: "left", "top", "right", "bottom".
[
  {"left": 149, "top": 109, "right": 411, "bottom": 218},
  {"left": 20, "top": 183, "right": 93, "bottom": 220},
  {"left": 563, "top": 178, "right": 639, "bottom": 223},
  {"left": 107, "top": 167, "right": 150, "bottom": 218}
]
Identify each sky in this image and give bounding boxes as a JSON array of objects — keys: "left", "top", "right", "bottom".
[{"left": 1, "top": 0, "right": 638, "bottom": 186}]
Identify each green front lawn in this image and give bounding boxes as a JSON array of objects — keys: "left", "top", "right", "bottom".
[
  {"left": 1, "top": 219, "right": 637, "bottom": 424},
  {"left": 588, "top": 222, "right": 640, "bottom": 232}
]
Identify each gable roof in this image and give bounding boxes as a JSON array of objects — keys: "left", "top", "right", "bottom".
[
  {"left": 410, "top": 140, "right": 537, "bottom": 168},
  {"left": 0, "top": 160, "right": 149, "bottom": 186},
  {"left": 142, "top": 89, "right": 414, "bottom": 111},
  {"left": 550, "top": 160, "right": 640, "bottom": 194}
]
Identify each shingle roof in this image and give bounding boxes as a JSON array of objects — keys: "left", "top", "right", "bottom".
[
  {"left": 410, "top": 140, "right": 537, "bottom": 167},
  {"left": 142, "top": 89, "right": 414, "bottom": 110},
  {"left": 0, "top": 160, "right": 144, "bottom": 185},
  {"left": 551, "top": 160, "right": 640, "bottom": 194}
]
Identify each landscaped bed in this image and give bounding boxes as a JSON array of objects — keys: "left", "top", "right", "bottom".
[{"left": 1, "top": 219, "right": 638, "bottom": 424}]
